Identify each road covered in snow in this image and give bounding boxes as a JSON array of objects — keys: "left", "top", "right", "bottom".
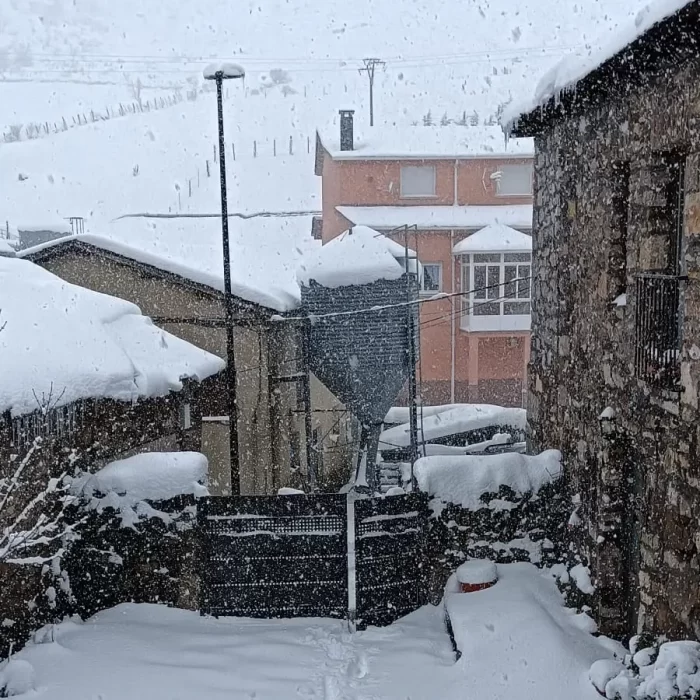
[{"left": 6, "top": 564, "right": 612, "bottom": 700}]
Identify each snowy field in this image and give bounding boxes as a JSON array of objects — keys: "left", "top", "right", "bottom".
[{"left": 5, "top": 564, "right": 613, "bottom": 700}]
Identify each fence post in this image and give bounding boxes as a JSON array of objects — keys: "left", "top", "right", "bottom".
[
  {"left": 289, "top": 135, "right": 293, "bottom": 155},
  {"left": 232, "top": 142, "right": 236, "bottom": 160},
  {"left": 253, "top": 140, "right": 257, "bottom": 158},
  {"left": 189, "top": 179, "right": 192, "bottom": 198},
  {"left": 206, "top": 160, "right": 210, "bottom": 177},
  {"left": 307, "top": 136, "right": 310, "bottom": 153},
  {"left": 273, "top": 139, "right": 276, "bottom": 157}
]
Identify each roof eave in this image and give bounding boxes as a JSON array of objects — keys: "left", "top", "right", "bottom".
[{"left": 509, "top": 0, "right": 700, "bottom": 137}]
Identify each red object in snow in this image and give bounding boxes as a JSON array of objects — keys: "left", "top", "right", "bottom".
[{"left": 459, "top": 580, "right": 497, "bottom": 593}]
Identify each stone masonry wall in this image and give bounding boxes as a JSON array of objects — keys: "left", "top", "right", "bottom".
[{"left": 529, "top": 56, "right": 700, "bottom": 639}]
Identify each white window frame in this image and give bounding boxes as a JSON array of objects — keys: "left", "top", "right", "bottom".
[
  {"left": 400, "top": 165, "right": 437, "bottom": 198},
  {"left": 496, "top": 164, "right": 533, "bottom": 197},
  {"left": 460, "top": 251, "right": 531, "bottom": 332},
  {"left": 419, "top": 262, "right": 442, "bottom": 295}
]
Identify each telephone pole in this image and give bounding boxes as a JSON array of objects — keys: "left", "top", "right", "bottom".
[{"left": 358, "top": 58, "right": 385, "bottom": 126}]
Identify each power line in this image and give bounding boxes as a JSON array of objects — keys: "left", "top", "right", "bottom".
[
  {"left": 275, "top": 276, "right": 531, "bottom": 323},
  {"left": 358, "top": 58, "right": 385, "bottom": 126}
]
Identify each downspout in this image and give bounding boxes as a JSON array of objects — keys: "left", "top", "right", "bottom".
[
  {"left": 451, "top": 158, "right": 458, "bottom": 404},
  {"left": 450, "top": 228, "right": 456, "bottom": 404}
]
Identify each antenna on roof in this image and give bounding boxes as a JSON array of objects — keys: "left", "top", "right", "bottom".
[{"left": 358, "top": 58, "right": 385, "bottom": 127}]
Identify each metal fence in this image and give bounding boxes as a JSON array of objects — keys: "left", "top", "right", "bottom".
[
  {"left": 198, "top": 492, "right": 429, "bottom": 626},
  {"left": 634, "top": 273, "right": 682, "bottom": 390}
]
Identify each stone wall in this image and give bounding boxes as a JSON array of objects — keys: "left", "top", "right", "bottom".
[{"left": 529, "top": 55, "right": 700, "bottom": 639}]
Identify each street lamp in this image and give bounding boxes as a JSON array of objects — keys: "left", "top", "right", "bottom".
[{"left": 203, "top": 62, "right": 245, "bottom": 496}]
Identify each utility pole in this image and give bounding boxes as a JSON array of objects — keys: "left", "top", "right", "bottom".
[{"left": 358, "top": 58, "right": 385, "bottom": 127}]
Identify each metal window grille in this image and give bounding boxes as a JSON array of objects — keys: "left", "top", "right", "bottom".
[{"left": 634, "top": 273, "right": 682, "bottom": 390}]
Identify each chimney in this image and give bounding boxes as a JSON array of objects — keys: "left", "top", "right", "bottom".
[{"left": 339, "top": 110, "right": 354, "bottom": 151}]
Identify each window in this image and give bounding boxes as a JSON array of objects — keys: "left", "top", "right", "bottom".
[
  {"left": 609, "top": 161, "right": 630, "bottom": 298},
  {"left": 496, "top": 164, "right": 533, "bottom": 196},
  {"left": 420, "top": 263, "right": 442, "bottom": 294},
  {"left": 400, "top": 165, "right": 436, "bottom": 198},
  {"left": 460, "top": 252, "right": 532, "bottom": 331}
]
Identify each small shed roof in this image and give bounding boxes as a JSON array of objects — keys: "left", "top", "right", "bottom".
[{"left": 452, "top": 224, "right": 532, "bottom": 254}]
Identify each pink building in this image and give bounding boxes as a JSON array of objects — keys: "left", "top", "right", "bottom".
[{"left": 315, "top": 111, "right": 535, "bottom": 407}]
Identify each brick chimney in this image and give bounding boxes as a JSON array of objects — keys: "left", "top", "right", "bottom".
[{"left": 339, "top": 110, "right": 354, "bottom": 151}]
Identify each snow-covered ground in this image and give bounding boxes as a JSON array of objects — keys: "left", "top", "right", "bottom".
[{"left": 6, "top": 563, "right": 614, "bottom": 700}]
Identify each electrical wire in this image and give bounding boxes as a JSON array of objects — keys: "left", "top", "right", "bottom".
[{"left": 276, "top": 276, "right": 531, "bottom": 323}]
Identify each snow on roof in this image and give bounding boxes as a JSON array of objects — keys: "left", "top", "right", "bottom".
[
  {"left": 379, "top": 403, "right": 526, "bottom": 451},
  {"left": 505, "top": 0, "right": 692, "bottom": 128},
  {"left": 319, "top": 124, "right": 534, "bottom": 160},
  {"left": 337, "top": 205, "right": 533, "bottom": 231},
  {"left": 20, "top": 216, "right": 316, "bottom": 312},
  {"left": 0, "top": 256, "right": 225, "bottom": 417},
  {"left": 414, "top": 449, "right": 562, "bottom": 510},
  {"left": 297, "top": 225, "right": 406, "bottom": 288},
  {"left": 452, "top": 224, "right": 532, "bottom": 254}
]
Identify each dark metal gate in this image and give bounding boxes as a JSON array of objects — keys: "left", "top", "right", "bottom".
[
  {"left": 354, "top": 493, "right": 428, "bottom": 627},
  {"left": 198, "top": 492, "right": 428, "bottom": 626},
  {"left": 199, "top": 494, "right": 348, "bottom": 618}
]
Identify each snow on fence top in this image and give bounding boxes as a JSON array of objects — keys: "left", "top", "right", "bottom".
[
  {"left": 318, "top": 124, "right": 534, "bottom": 160},
  {"left": 0, "top": 257, "right": 225, "bottom": 416},
  {"left": 452, "top": 224, "right": 532, "bottom": 254},
  {"left": 504, "top": 0, "right": 691, "bottom": 129},
  {"left": 337, "top": 204, "right": 534, "bottom": 231},
  {"left": 414, "top": 450, "right": 562, "bottom": 511},
  {"left": 379, "top": 404, "right": 526, "bottom": 451},
  {"left": 297, "top": 225, "right": 412, "bottom": 288},
  {"left": 17, "top": 221, "right": 73, "bottom": 234}
]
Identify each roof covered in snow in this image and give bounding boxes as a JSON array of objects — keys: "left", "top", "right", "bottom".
[
  {"left": 337, "top": 204, "right": 533, "bottom": 231},
  {"left": 318, "top": 124, "right": 534, "bottom": 161},
  {"left": 297, "top": 225, "right": 410, "bottom": 288},
  {"left": 452, "top": 224, "right": 532, "bottom": 254},
  {"left": 0, "top": 256, "right": 225, "bottom": 417},
  {"left": 507, "top": 0, "right": 695, "bottom": 135},
  {"left": 20, "top": 219, "right": 317, "bottom": 313}
]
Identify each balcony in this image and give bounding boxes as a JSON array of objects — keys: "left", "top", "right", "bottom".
[{"left": 634, "top": 273, "right": 683, "bottom": 390}]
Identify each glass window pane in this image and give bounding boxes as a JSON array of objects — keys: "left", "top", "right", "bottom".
[
  {"left": 460, "top": 254, "right": 470, "bottom": 264},
  {"left": 504, "top": 301, "right": 531, "bottom": 315},
  {"left": 474, "top": 253, "right": 501, "bottom": 263},
  {"left": 518, "top": 265, "right": 531, "bottom": 299},
  {"left": 421, "top": 263, "right": 442, "bottom": 292},
  {"left": 474, "top": 265, "right": 486, "bottom": 298},
  {"left": 487, "top": 265, "right": 500, "bottom": 299},
  {"left": 400, "top": 166, "right": 436, "bottom": 197},
  {"left": 461, "top": 263, "right": 470, "bottom": 314},
  {"left": 504, "top": 252, "right": 532, "bottom": 263},
  {"left": 504, "top": 265, "right": 517, "bottom": 298},
  {"left": 497, "top": 164, "right": 533, "bottom": 196},
  {"left": 474, "top": 302, "right": 501, "bottom": 316}
]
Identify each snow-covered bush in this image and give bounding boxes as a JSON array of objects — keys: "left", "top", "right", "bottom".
[
  {"left": 60, "top": 452, "right": 208, "bottom": 618},
  {"left": 418, "top": 450, "right": 570, "bottom": 600},
  {"left": 590, "top": 635, "right": 700, "bottom": 699}
]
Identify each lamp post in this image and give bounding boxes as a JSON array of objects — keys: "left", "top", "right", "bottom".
[{"left": 203, "top": 62, "right": 245, "bottom": 495}]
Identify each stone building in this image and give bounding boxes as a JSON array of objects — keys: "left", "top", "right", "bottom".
[{"left": 509, "top": 1, "right": 700, "bottom": 639}]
